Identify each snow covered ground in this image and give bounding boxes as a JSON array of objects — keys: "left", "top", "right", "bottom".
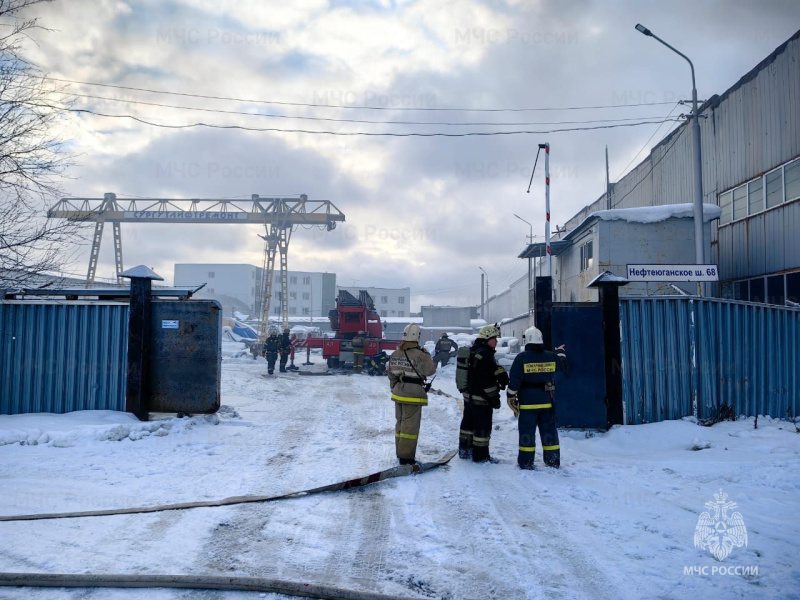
[{"left": 0, "top": 348, "right": 799, "bottom": 599}]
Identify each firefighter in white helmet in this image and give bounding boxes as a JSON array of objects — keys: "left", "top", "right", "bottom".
[
  {"left": 458, "top": 324, "right": 508, "bottom": 463},
  {"left": 506, "top": 326, "right": 567, "bottom": 469},
  {"left": 387, "top": 323, "right": 436, "bottom": 465}
]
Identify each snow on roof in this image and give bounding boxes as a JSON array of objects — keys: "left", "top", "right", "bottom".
[{"left": 591, "top": 203, "right": 722, "bottom": 225}]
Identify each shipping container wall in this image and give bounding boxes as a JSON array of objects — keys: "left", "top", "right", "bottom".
[
  {"left": 620, "top": 297, "right": 799, "bottom": 424},
  {"left": 0, "top": 301, "right": 129, "bottom": 415}
]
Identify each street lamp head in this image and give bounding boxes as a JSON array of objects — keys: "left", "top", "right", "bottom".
[{"left": 635, "top": 23, "right": 653, "bottom": 36}]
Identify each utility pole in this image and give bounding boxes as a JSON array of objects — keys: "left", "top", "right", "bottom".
[
  {"left": 538, "top": 142, "right": 552, "bottom": 300},
  {"left": 605, "top": 146, "right": 612, "bottom": 210},
  {"left": 480, "top": 272, "right": 485, "bottom": 320}
]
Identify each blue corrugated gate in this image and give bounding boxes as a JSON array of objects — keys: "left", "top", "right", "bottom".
[
  {"left": 551, "top": 303, "right": 607, "bottom": 429},
  {"left": 620, "top": 297, "right": 800, "bottom": 424},
  {"left": 0, "top": 302, "right": 129, "bottom": 415}
]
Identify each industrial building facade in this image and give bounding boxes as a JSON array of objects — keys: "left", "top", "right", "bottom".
[
  {"left": 506, "top": 29, "right": 800, "bottom": 315},
  {"left": 174, "top": 264, "right": 336, "bottom": 318}
]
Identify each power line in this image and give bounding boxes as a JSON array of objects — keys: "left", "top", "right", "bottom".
[
  {"left": 33, "top": 74, "right": 679, "bottom": 113},
  {"left": 610, "top": 126, "right": 687, "bottom": 209},
  {"left": 49, "top": 105, "right": 683, "bottom": 137},
  {"left": 613, "top": 102, "right": 683, "bottom": 181},
  {"left": 33, "top": 87, "right": 681, "bottom": 128}
]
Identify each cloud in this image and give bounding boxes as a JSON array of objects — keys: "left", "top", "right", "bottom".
[{"left": 17, "top": 0, "right": 800, "bottom": 308}]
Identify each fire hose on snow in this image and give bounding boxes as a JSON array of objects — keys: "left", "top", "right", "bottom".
[{"left": 0, "top": 389, "right": 461, "bottom": 598}]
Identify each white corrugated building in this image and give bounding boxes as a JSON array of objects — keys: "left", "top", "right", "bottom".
[{"left": 505, "top": 29, "right": 800, "bottom": 315}]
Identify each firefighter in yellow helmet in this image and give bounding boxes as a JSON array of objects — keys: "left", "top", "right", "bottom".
[
  {"left": 388, "top": 323, "right": 436, "bottom": 465},
  {"left": 459, "top": 324, "right": 508, "bottom": 463},
  {"left": 352, "top": 330, "right": 366, "bottom": 373}
]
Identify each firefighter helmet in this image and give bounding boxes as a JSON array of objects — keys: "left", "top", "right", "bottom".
[
  {"left": 524, "top": 326, "right": 543, "bottom": 345},
  {"left": 283, "top": 327, "right": 290, "bottom": 334},
  {"left": 357, "top": 330, "right": 365, "bottom": 335},
  {"left": 477, "top": 324, "right": 501, "bottom": 340},
  {"left": 402, "top": 323, "right": 421, "bottom": 342}
]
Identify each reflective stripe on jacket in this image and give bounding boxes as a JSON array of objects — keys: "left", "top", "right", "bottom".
[{"left": 388, "top": 342, "right": 436, "bottom": 405}]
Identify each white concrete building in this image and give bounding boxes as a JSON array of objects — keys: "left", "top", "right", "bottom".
[
  {"left": 336, "top": 286, "right": 411, "bottom": 318},
  {"left": 174, "top": 264, "right": 336, "bottom": 318}
]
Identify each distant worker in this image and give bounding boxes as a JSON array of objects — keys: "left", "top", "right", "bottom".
[
  {"left": 458, "top": 325, "right": 508, "bottom": 463},
  {"left": 264, "top": 329, "right": 280, "bottom": 375},
  {"left": 506, "top": 326, "right": 568, "bottom": 469},
  {"left": 433, "top": 333, "right": 458, "bottom": 367},
  {"left": 388, "top": 323, "right": 437, "bottom": 465},
  {"left": 278, "top": 328, "right": 292, "bottom": 373},
  {"left": 352, "top": 330, "right": 366, "bottom": 373},
  {"left": 368, "top": 350, "right": 390, "bottom": 376},
  {"left": 288, "top": 333, "right": 300, "bottom": 371}
]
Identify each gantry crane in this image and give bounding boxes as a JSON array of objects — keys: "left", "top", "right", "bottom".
[{"left": 48, "top": 193, "right": 345, "bottom": 339}]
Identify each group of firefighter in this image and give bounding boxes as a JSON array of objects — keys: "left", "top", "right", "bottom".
[
  {"left": 386, "top": 323, "right": 567, "bottom": 470},
  {"left": 261, "top": 328, "right": 300, "bottom": 374}
]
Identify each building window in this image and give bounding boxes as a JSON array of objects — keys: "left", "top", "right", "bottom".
[
  {"left": 719, "top": 190, "right": 732, "bottom": 224},
  {"left": 290, "top": 276, "right": 297, "bottom": 284},
  {"left": 732, "top": 185, "right": 747, "bottom": 221},
  {"left": 732, "top": 280, "right": 747, "bottom": 301},
  {"left": 766, "top": 168, "right": 783, "bottom": 209},
  {"left": 381, "top": 296, "right": 388, "bottom": 303},
  {"left": 748, "top": 178, "right": 763, "bottom": 214},
  {"left": 787, "top": 272, "right": 800, "bottom": 304},
  {"left": 580, "top": 241, "right": 593, "bottom": 271},
  {"left": 767, "top": 275, "right": 785, "bottom": 306},
  {"left": 380, "top": 310, "right": 387, "bottom": 317},
  {"left": 398, "top": 296, "right": 405, "bottom": 304},
  {"left": 303, "top": 276, "right": 311, "bottom": 285},
  {"left": 749, "top": 277, "right": 765, "bottom": 303},
  {"left": 303, "top": 307, "right": 310, "bottom": 315},
  {"left": 274, "top": 292, "right": 280, "bottom": 300},
  {"left": 208, "top": 271, "right": 215, "bottom": 279},
  {"left": 398, "top": 311, "right": 405, "bottom": 317},
  {"left": 785, "top": 158, "right": 800, "bottom": 202},
  {"left": 290, "top": 292, "right": 297, "bottom": 300},
  {"left": 290, "top": 307, "right": 297, "bottom": 315},
  {"left": 302, "top": 292, "right": 310, "bottom": 300},
  {"left": 207, "top": 288, "right": 214, "bottom": 293}
]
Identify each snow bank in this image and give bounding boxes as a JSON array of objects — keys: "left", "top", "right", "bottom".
[{"left": 0, "top": 411, "right": 221, "bottom": 448}]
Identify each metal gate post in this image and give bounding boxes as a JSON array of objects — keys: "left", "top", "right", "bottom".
[
  {"left": 121, "top": 266, "right": 164, "bottom": 421},
  {"left": 589, "top": 271, "right": 630, "bottom": 428}
]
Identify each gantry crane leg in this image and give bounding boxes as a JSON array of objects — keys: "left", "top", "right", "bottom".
[{"left": 112, "top": 221, "right": 124, "bottom": 284}]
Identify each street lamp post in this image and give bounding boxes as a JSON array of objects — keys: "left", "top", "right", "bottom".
[
  {"left": 479, "top": 267, "right": 489, "bottom": 321},
  {"left": 514, "top": 213, "right": 534, "bottom": 295},
  {"left": 635, "top": 24, "right": 705, "bottom": 293}
]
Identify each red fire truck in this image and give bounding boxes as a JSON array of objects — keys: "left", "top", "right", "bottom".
[{"left": 305, "top": 290, "right": 399, "bottom": 368}]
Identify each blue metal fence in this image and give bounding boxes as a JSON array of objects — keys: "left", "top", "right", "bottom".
[
  {"left": 620, "top": 297, "right": 800, "bottom": 424},
  {"left": 0, "top": 302, "right": 128, "bottom": 415}
]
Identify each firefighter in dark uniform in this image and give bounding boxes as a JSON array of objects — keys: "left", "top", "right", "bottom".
[
  {"left": 506, "top": 326, "right": 567, "bottom": 469},
  {"left": 352, "top": 330, "right": 366, "bottom": 373},
  {"left": 433, "top": 333, "right": 458, "bottom": 367},
  {"left": 278, "top": 328, "right": 292, "bottom": 373},
  {"left": 368, "top": 350, "right": 389, "bottom": 376},
  {"left": 264, "top": 329, "right": 280, "bottom": 374},
  {"left": 459, "top": 325, "right": 508, "bottom": 463},
  {"left": 388, "top": 324, "right": 436, "bottom": 465}
]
